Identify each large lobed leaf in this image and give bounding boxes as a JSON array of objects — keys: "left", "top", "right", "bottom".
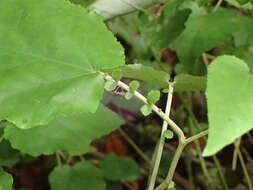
[
  {"left": 4, "top": 105, "right": 124, "bottom": 156},
  {"left": 203, "top": 55, "right": 253, "bottom": 156},
  {"left": 0, "top": 0, "right": 124, "bottom": 129}
]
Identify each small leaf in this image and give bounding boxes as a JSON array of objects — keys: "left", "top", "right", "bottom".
[
  {"left": 147, "top": 90, "right": 160, "bottom": 104},
  {"left": 100, "top": 154, "right": 140, "bottom": 181},
  {"left": 124, "top": 92, "right": 134, "bottom": 100},
  {"left": 104, "top": 81, "right": 117, "bottom": 91},
  {"left": 162, "top": 89, "right": 170, "bottom": 93},
  {"left": 49, "top": 161, "right": 106, "bottom": 190},
  {"left": 203, "top": 55, "right": 253, "bottom": 156},
  {"left": 0, "top": 168, "right": 13, "bottom": 190},
  {"left": 129, "top": 80, "right": 140, "bottom": 91},
  {"left": 112, "top": 70, "right": 122, "bottom": 81},
  {"left": 140, "top": 105, "right": 152, "bottom": 116},
  {"left": 163, "top": 130, "right": 174, "bottom": 139}
]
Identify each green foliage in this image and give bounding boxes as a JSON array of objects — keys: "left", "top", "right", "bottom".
[
  {"left": 124, "top": 92, "right": 134, "bottom": 100},
  {"left": 1, "top": 0, "right": 253, "bottom": 188},
  {"left": 104, "top": 81, "right": 117, "bottom": 91},
  {"left": 140, "top": 104, "right": 153, "bottom": 116},
  {"left": 4, "top": 105, "right": 124, "bottom": 156},
  {"left": 163, "top": 130, "right": 174, "bottom": 139},
  {"left": 112, "top": 70, "right": 122, "bottom": 81},
  {"left": 171, "top": 9, "right": 253, "bottom": 74},
  {"left": 0, "top": 140, "right": 20, "bottom": 167},
  {"left": 119, "top": 64, "right": 170, "bottom": 88},
  {"left": 101, "top": 154, "right": 140, "bottom": 181},
  {"left": 147, "top": 90, "right": 160, "bottom": 104},
  {"left": 0, "top": 0, "right": 124, "bottom": 129},
  {"left": 0, "top": 168, "right": 13, "bottom": 190},
  {"left": 129, "top": 80, "right": 140, "bottom": 91},
  {"left": 69, "top": 0, "right": 96, "bottom": 7},
  {"left": 167, "top": 182, "right": 176, "bottom": 190},
  {"left": 203, "top": 56, "right": 253, "bottom": 156},
  {"left": 174, "top": 74, "right": 206, "bottom": 92},
  {"left": 225, "top": 0, "right": 253, "bottom": 9},
  {"left": 49, "top": 161, "right": 106, "bottom": 190},
  {"left": 138, "top": 0, "right": 191, "bottom": 54}
]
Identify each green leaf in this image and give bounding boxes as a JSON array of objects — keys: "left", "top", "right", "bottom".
[
  {"left": 171, "top": 10, "right": 246, "bottom": 73},
  {"left": 49, "top": 161, "right": 105, "bottom": 190},
  {"left": 108, "top": 14, "right": 150, "bottom": 59},
  {"left": 163, "top": 130, "right": 174, "bottom": 139},
  {"left": 106, "top": 181, "right": 122, "bottom": 190},
  {"left": 129, "top": 81, "right": 140, "bottom": 91},
  {"left": 0, "top": 168, "right": 13, "bottom": 190},
  {"left": 119, "top": 64, "right": 170, "bottom": 88},
  {"left": 138, "top": 0, "right": 191, "bottom": 53},
  {"left": 222, "top": 46, "right": 253, "bottom": 73},
  {"left": 112, "top": 70, "right": 122, "bottom": 81},
  {"left": 100, "top": 154, "right": 140, "bottom": 181},
  {"left": 140, "top": 104, "right": 152, "bottom": 116},
  {"left": 124, "top": 92, "right": 134, "bottom": 100},
  {"left": 113, "top": 64, "right": 205, "bottom": 92},
  {"left": 0, "top": 140, "right": 20, "bottom": 167},
  {"left": 4, "top": 105, "right": 124, "bottom": 156},
  {"left": 225, "top": 0, "right": 253, "bottom": 9},
  {"left": 174, "top": 74, "right": 207, "bottom": 92},
  {"left": 203, "top": 55, "right": 253, "bottom": 156},
  {"left": 162, "top": 89, "right": 170, "bottom": 93},
  {"left": 0, "top": 0, "right": 124, "bottom": 129},
  {"left": 104, "top": 81, "right": 117, "bottom": 91},
  {"left": 69, "top": 0, "right": 96, "bottom": 7},
  {"left": 147, "top": 90, "right": 160, "bottom": 104}
]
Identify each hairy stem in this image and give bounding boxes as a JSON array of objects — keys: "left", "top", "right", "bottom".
[{"left": 148, "top": 83, "right": 174, "bottom": 190}]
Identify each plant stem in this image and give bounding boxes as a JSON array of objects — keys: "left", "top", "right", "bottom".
[
  {"left": 148, "top": 83, "right": 174, "bottom": 190},
  {"left": 118, "top": 128, "right": 150, "bottom": 164},
  {"left": 188, "top": 118, "right": 214, "bottom": 188},
  {"left": 103, "top": 73, "right": 185, "bottom": 141},
  {"left": 213, "top": 156, "right": 229, "bottom": 190},
  {"left": 103, "top": 73, "right": 209, "bottom": 189},
  {"left": 185, "top": 130, "right": 209, "bottom": 144},
  {"left": 56, "top": 152, "right": 62, "bottom": 165},
  {"left": 238, "top": 148, "right": 253, "bottom": 190},
  {"left": 213, "top": 0, "right": 223, "bottom": 12},
  {"left": 232, "top": 138, "right": 241, "bottom": 170},
  {"left": 155, "top": 142, "right": 186, "bottom": 190}
]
